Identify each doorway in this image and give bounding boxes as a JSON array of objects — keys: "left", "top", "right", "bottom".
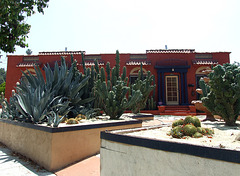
[{"left": 165, "top": 76, "right": 179, "bottom": 105}]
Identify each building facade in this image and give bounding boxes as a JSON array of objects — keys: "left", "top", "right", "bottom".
[{"left": 5, "top": 49, "right": 230, "bottom": 108}]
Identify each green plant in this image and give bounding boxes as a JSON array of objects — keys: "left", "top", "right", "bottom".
[
  {"left": 146, "top": 96, "right": 157, "bottom": 110},
  {"left": 183, "top": 124, "right": 197, "bottom": 136},
  {"left": 22, "top": 57, "right": 95, "bottom": 118},
  {"left": 170, "top": 126, "right": 184, "bottom": 138},
  {"left": 199, "top": 78, "right": 210, "bottom": 98},
  {"left": 201, "top": 63, "right": 240, "bottom": 126},
  {"left": 0, "top": 0, "right": 49, "bottom": 53},
  {"left": 1, "top": 57, "right": 97, "bottom": 127},
  {"left": 193, "top": 132, "right": 203, "bottom": 138},
  {"left": 183, "top": 116, "right": 201, "bottom": 127},
  {"left": 66, "top": 118, "right": 79, "bottom": 124},
  {"left": 129, "top": 64, "right": 155, "bottom": 114},
  {"left": 172, "top": 119, "right": 184, "bottom": 128},
  {"left": 197, "top": 127, "right": 207, "bottom": 134},
  {"left": 169, "top": 116, "right": 213, "bottom": 138},
  {"left": 94, "top": 50, "right": 142, "bottom": 119},
  {"left": 0, "top": 90, "right": 21, "bottom": 120}
]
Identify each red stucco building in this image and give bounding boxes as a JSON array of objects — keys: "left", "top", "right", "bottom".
[{"left": 5, "top": 49, "right": 230, "bottom": 114}]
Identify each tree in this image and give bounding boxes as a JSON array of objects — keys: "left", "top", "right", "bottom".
[
  {"left": 26, "top": 48, "right": 32, "bottom": 55},
  {"left": 0, "top": 0, "right": 49, "bottom": 53},
  {"left": 201, "top": 63, "right": 240, "bottom": 126}
]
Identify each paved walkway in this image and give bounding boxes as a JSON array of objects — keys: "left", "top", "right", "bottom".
[{"left": 0, "top": 143, "right": 55, "bottom": 176}]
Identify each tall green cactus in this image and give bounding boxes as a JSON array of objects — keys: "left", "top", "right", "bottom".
[
  {"left": 199, "top": 78, "right": 210, "bottom": 98},
  {"left": 94, "top": 50, "right": 142, "bottom": 119},
  {"left": 202, "top": 63, "right": 240, "bottom": 126},
  {"left": 129, "top": 64, "right": 156, "bottom": 114}
]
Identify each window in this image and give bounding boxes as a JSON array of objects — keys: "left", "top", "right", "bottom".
[
  {"left": 23, "top": 56, "right": 39, "bottom": 62},
  {"left": 195, "top": 54, "right": 213, "bottom": 59}
]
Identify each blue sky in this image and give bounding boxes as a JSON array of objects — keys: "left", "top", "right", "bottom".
[{"left": 1, "top": 0, "right": 240, "bottom": 69}]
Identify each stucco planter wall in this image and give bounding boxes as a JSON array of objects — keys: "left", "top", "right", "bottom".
[
  {"left": 0, "top": 119, "right": 141, "bottom": 171},
  {"left": 100, "top": 128, "right": 240, "bottom": 176},
  {"left": 124, "top": 113, "right": 154, "bottom": 121}
]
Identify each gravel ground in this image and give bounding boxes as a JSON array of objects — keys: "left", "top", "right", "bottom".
[{"left": 128, "top": 115, "right": 240, "bottom": 151}]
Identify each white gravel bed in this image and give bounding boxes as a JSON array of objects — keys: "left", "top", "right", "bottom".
[{"left": 127, "top": 119, "right": 240, "bottom": 151}]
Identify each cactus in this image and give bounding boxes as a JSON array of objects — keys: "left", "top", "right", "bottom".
[
  {"left": 204, "top": 128, "right": 214, "bottom": 135},
  {"left": 172, "top": 119, "right": 184, "bottom": 128},
  {"left": 193, "top": 132, "right": 203, "bottom": 138},
  {"left": 202, "top": 63, "right": 240, "bottom": 126},
  {"left": 199, "top": 78, "right": 210, "bottom": 98},
  {"left": 94, "top": 50, "right": 142, "bottom": 119},
  {"left": 183, "top": 124, "right": 197, "bottom": 136},
  {"left": 129, "top": 64, "right": 155, "bottom": 114},
  {"left": 146, "top": 96, "right": 157, "bottom": 110},
  {"left": 169, "top": 116, "right": 213, "bottom": 138},
  {"left": 183, "top": 116, "right": 201, "bottom": 127},
  {"left": 197, "top": 127, "right": 207, "bottom": 134},
  {"left": 66, "top": 118, "right": 79, "bottom": 124},
  {"left": 170, "top": 126, "right": 184, "bottom": 138}
]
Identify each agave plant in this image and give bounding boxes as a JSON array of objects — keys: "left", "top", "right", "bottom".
[
  {"left": 20, "top": 57, "right": 95, "bottom": 118},
  {"left": 1, "top": 57, "right": 97, "bottom": 127}
]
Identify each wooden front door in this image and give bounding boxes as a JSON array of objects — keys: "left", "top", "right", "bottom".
[{"left": 165, "top": 76, "right": 179, "bottom": 105}]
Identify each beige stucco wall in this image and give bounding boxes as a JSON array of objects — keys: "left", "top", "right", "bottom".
[
  {"left": 50, "top": 123, "right": 141, "bottom": 171},
  {"left": 0, "top": 120, "right": 141, "bottom": 171},
  {"left": 0, "top": 122, "right": 52, "bottom": 168},
  {"left": 101, "top": 139, "right": 240, "bottom": 176}
]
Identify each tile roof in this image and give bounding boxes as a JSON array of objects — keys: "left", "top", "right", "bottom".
[
  {"left": 126, "top": 60, "right": 151, "bottom": 65},
  {"left": 146, "top": 49, "right": 195, "bottom": 54},
  {"left": 16, "top": 62, "right": 41, "bottom": 67},
  {"left": 78, "top": 61, "right": 105, "bottom": 66},
  {"left": 192, "top": 59, "right": 218, "bottom": 65},
  {"left": 39, "top": 51, "right": 85, "bottom": 55}
]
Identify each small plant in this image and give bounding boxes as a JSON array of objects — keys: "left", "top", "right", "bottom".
[
  {"left": 172, "top": 119, "right": 184, "bottom": 128},
  {"left": 183, "top": 116, "right": 201, "bottom": 127},
  {"left": 66, "top": 118, "right": 79, "bottom": 124},
  {"left": 169, "top": 116, "right": 214, "bottom": 139}
]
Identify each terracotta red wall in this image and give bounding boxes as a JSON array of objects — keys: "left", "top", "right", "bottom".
[{"left": 5, "top": 51, "right": 230, "bottom": 105}]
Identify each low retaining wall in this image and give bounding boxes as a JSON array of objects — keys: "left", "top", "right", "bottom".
[
  {"left": 100, "top": 128, "right": 240, "bottom": 176},
  {"left": 124, "top": 113, "right": 154, "bottom": 121},
  {"left": 0, "top": 119, "right": 141, "bottom": 171}
]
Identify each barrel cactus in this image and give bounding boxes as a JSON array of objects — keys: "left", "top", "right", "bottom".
[
  {"left": 183, "top": 116, "right": 201, "bottom": 127},
  {"left": 170, "top": 126, "right": 184, "bottom": 138},
  {"left": 183, "top": 124, "right": 197, "bottom": 136},
  {"left": 193, "top": 132, "right": 203, "bottom": 138},
  {"left": 169, "top": 116, "right": 214, "bottom": 138},
  {"left": 172, "top": 119, "right": 184, "bottom": 128},
  {"left": 66, "top": 118, "right": 79, "bottom": 124}
]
